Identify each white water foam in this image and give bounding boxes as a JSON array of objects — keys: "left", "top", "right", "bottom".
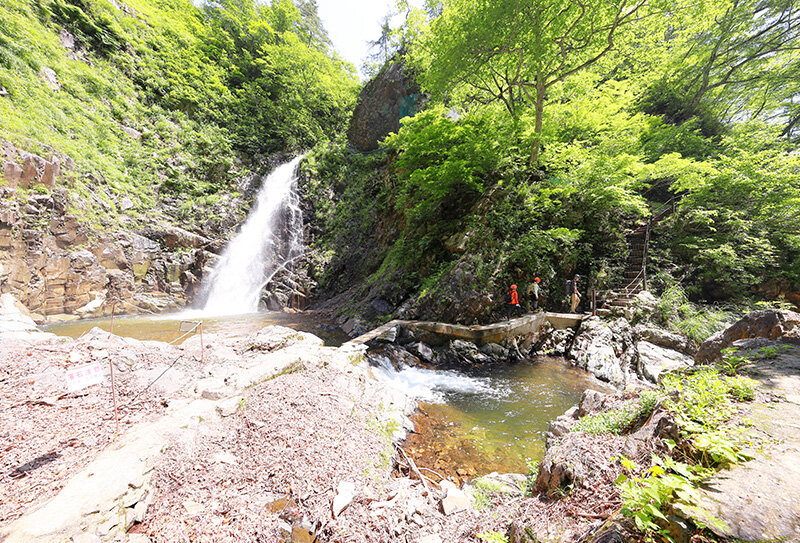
[
  {"left": 196, "top": 156, "right": 304, "bottom": 316},
  {"left": 369, "top": 355, "right": 507, "bottom": 404}
]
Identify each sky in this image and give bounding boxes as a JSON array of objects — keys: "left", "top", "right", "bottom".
[{"left": 315, "top": 0, "right": 417, "bottom": 79}]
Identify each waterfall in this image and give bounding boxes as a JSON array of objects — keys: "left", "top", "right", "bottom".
[{"left": 198, "top": 156, "right": 304, "bottom": 316}]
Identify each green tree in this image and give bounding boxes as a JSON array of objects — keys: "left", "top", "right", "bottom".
[{"left": 412, "top": 0, "right": 665, "bottom": 165}]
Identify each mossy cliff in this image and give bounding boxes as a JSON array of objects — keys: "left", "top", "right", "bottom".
[{"left": 0, "top": 0, "right": 357, "bottom": 319}]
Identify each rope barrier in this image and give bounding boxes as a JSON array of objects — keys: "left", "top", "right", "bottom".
[{"left": 121, "top": 354, "right": 185, "bottom": 411}]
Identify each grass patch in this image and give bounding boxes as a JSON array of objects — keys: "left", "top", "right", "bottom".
[{"left": 572, "top": 391, "right": 658, "bottom": 435}]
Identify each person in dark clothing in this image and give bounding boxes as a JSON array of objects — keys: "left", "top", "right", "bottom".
[{"left": 506, "top": 284, "right": 521, "bottom": 319}]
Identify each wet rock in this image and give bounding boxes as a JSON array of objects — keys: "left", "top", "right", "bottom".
[
  {"left": 535, "top": 321, "right": 575, "bottom": 355},
  {"left": 141, "top": 223, "right": 208, "bottom": 250},
  {"left": 374, "top": 325, "right": 398, "bottom": 343},
  {"left": 480, "top": 342, "right": 509, "bottom": 358},
  {"left": 636, "top": 341, "right": 693, "bottom": 382},
  {"left": 342, "top": 316, "right": 369, "bottom": 337},
  {"left": 695, "top": 310, "right": 800, "bottom": 364},
  {"left": 407, "top": 341, "right": 434, "bottom": 362}
]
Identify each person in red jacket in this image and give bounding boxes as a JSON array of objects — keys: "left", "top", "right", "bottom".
[{"left": 506, "top": 284, "right": 521, "bottom": 320}]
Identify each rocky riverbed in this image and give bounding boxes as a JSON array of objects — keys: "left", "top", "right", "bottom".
[{"left": 3, "top": 298, "right": 800, "bottom": 543}]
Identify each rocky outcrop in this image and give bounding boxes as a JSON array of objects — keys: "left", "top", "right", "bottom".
[
  {"left": 637, "top": 341, "right": 694, "bottom": 382},
  {"left": 404, "top": 257, "right": 494, "bottom": 325},
  {"left": 347, "top": 57, "right": 427, "bottom": 152},
  {"left": 1, "top": 140, "right": 67, "bottom": 190},
  {"left": 0, "top": 184, "right": 205, "bottom": 321},
  {"left": 695, "top": 310, "right": 800, "bottom": 364},
  {"left": 569, "top": 317, "right": 639, "bottom": 385}
]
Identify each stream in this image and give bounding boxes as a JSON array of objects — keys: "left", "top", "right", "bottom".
[
  {"left": 43, "top": 311, "right": 349, "bottom": 346},
  {"left": 371, "top": 355, "right": 613, "bottom": 479}
]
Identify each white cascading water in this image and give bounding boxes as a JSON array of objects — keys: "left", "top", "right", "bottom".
[
  {"left": 197, "top": 156, "right": 304, "bottom": 316},
  {"left": 368, "top": 354, "right": 505, "bottom": 404}
]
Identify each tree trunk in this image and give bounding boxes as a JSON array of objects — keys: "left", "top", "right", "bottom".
[{"left": 530, "top": 75, "right": 546, "bottom": 166}]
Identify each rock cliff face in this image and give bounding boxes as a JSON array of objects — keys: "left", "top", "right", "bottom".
[
  {"left": 0, "top": 184, "right": 208, "bottom": 320},
  {"left": 347, "top": 57, "right": 426, "bottom": 152}
]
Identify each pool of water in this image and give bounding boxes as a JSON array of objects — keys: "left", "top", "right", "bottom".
[
  {"left": 43, "top": 311, "right": 350, "bottom": 347},
  {"left": 371, "top": 356, "right": 613, "bottom": 479}
]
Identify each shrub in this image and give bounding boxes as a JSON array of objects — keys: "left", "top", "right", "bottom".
[{"left": 573, "top": 391, "right": 657, "bottom": 434}]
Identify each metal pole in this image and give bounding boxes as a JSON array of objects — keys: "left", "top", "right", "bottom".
[
  {"left": 592, "top": 288, "right": 597, "bottom": 316},
  {"left": 199, "top": 322, "right": 204, "bottom": 364},
  {"left": 109, "top": 360, "right": 119, "bottom": 440}
]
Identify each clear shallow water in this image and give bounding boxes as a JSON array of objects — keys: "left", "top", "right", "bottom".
[
  {"left": 372, "top": 356, "right": 613, "bottom": 477},
  {"left": 43, "top": 311, "right": 349, "bottom": 347}
]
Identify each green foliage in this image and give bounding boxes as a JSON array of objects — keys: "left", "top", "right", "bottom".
[
  {"left": 716, "top": 348, "right": 750, "bottom": 376},
  {"left": 655, "top": 286, "right": 739, "bottom": 343},
  {"left": 617, "top": 454, "right": 710, "bottom": 540},
  {"left": 477, "top": 531, "right": 509, "bottom": 543},
  {"left": 572, "top": 391, "right": 657, "bottom": 435},
  {"left": 661, "top": 368, "right": 754, "bottom": 467},
  {"left": 384, "top": 106, "right": 503, "bottom": 226},
  {"left": 0, "top": 0, "right": 357, "bottom": 226}
]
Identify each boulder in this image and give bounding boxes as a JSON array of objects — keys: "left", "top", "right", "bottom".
[
  {"left": 407, "top": 341, "right": 434, "bottom": 362},
  {"left": 535, "top": 322, "right": 575, "bottom": 355},
  {"left": 568, "top": 317, "right": 638, "bottom": 385},
  {"left": 635, "top": 325, "right": 694, "bottom": 355},
  {"left": 636, "top": 341, "right": 693, "bottom": 383},
  {"left": 332, "top": 481, "right": 356, "bottom": 517},
  {"left": 39, "top": 67, "right": 61, "bottom": 90},
  {"left": 347, "top": 56, "right": 426, "bottom": 152},
  {"left": 695, "top": 310, "right": 800, "bottom": 364},
  {"left": 439, "top": 481, "right": 469, "bottom": 515},
  {"left": 535, "top": 432, "right": 591, "bottom": 497},
  {"left": 2, "top": 161, "right": 23, "bottom": 188},
  {"left": 0, "top": 293, "right": 38, "bottom": 333}
]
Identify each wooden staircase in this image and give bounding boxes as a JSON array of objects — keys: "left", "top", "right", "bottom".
[{"left": 605, "top": 198, "right": 677, "bottom": 309}]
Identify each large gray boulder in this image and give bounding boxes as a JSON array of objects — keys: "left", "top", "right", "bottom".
[
  {"left": 347, "top": 57, "right": 426, "bottom": 152},
  {"left": 695, "top": 310, "right": 800, "bottom": 364},
  {"left": 636, "top": 341, "right": 693, "bottom": 383},
  {"left": 568, "top": 317, "right": 638, "bottom": 385}
]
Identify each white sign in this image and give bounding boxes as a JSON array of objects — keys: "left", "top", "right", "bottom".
[{"left": 66, "top": 363, "right": 104, "bottom": 392}]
